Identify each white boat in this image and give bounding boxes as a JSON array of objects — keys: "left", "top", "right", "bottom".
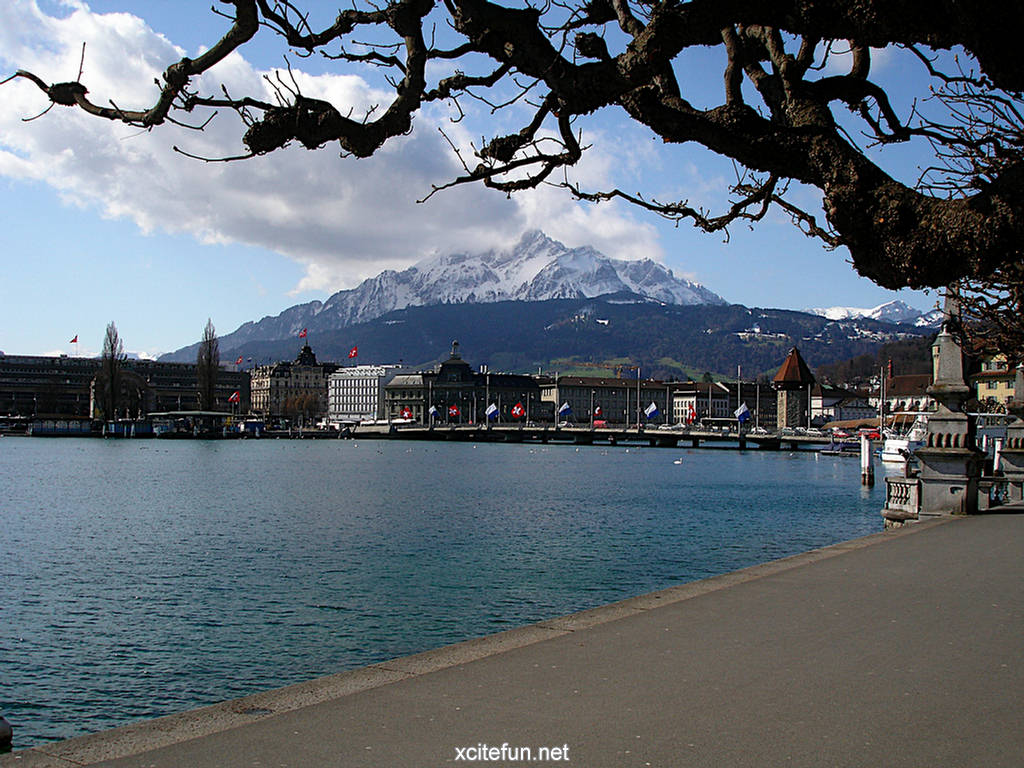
[{"left": 879, "top": 415, "right": 928, "bottom": 463}]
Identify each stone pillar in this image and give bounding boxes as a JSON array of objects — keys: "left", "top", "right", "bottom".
[
  {"left": 1001, "top": 420, "right": 1024, "bottom": 502},
  {"left": 998, "top": 364, "right": 1024, "bottom": 501},
  {"left": 912, "top": 294, "right": 984, "bottom": 516}
]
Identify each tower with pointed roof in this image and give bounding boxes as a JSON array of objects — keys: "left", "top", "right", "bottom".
[{"left": 772, "top": 347, "right": 816, "bottom": 429}]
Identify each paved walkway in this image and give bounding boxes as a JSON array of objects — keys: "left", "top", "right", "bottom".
[{"left": 5, "top": 510, "right": 1022, "bottom": 768}]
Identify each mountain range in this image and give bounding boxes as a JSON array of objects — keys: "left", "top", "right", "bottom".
[
  {"left": 805, "top": 300, "right": 942, "bottom": 328},
  {"left": 172, "top": 231, "right": 725, "bottom": 358},
  {"left": 161, "top": 232, "right": 935, "bottom": 376}
]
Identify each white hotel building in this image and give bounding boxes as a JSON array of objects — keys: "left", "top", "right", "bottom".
[{"left": 327, "top": 365, "right": 404, "bottom": 425}]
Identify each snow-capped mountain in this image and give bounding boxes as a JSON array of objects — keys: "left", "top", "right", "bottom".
[
  {"left": 806, "top": 300, "right": 939, "bottom": 327},
  {"left": 190, "top": 231, "right": 725, "bottom": 352},
  {"left": 912, "top": 309, "right": 945, "bottom": 328}
]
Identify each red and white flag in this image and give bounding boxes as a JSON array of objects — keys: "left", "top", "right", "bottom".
[
  {"left": 448, "top": 405, "right": 460, "bottom": 417},
  {"left": 235, "top": 356, "right": 243, "bottom": 365},
  {"left": 400, "top": 406, "right": 413, "bottom": 419},
  {"left": 298, "top": 328, "right": 308, "bottom": 339},
  {"left": 228, "top": 390, "right": 241, "bottom": 403},
  {"left": 511, "top": 402, "right": 525, "bottom": 419},
  {"left": 70, "top": 335, "right": 78, "bottom": 344},
  {"left": 348, "top": 346, "right": 358, "bottom": 359},
  {"left": 594, "top": 405, "right": 603, "bottom": 417}
]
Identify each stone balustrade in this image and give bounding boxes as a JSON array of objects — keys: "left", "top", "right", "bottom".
[{"left": 882, "top": 476, "right": 921, "bottom": 528}]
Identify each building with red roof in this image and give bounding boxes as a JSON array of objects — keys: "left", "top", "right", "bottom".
[{"left": 772, "top": 347, "right": 815, "bottom": 429}]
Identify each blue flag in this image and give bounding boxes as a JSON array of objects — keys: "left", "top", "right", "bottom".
[
  {"left": 644, "top": 402, "right": 659, "bottom": 419},
  {"left": 734, "top": 403, "right": 751, "bottom": 423},
  {"left": 486, "top": 403, "right": 498, "bottom": 420},
  {"left": 559, "top": 402, "right": 572, "bottom": 416}
]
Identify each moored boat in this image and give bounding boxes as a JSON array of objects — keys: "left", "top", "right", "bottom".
[{"left": 879, "top": 414, "right": 928, "bottom": 464}]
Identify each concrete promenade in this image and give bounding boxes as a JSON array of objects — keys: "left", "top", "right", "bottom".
[{"left": 4, "top": 510, "right": 1022, "bottom": 767}]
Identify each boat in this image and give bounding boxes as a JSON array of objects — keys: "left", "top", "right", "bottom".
[
  {"left": 879, "top": 414, "right": 928, "bottom": 464},
  {"left": 150, "top": 410, "right": 238, "bottom": 439}
]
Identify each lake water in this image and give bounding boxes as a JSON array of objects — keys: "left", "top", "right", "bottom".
[{"left": 1, "top": 437, "right": 887, "bottom": 748}]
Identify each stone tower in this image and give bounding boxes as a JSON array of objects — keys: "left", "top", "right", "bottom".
[{"left": 772, "top": 347, "right": 815, "bottom": 430}]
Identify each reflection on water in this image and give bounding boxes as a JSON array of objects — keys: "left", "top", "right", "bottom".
[{"left": 1, "top": 438, "right": 884, "bottom": 746}]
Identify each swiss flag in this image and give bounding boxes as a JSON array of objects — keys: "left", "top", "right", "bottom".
[
  {"left": 400, "top": 406, "right": 413, "bottom": 419},
  {"left": 594, "top": 406, "right": 603, "bottom": 417},
  {"left": 228, "top": 390, "right": 241, "bottom": 403},
  {"left": 511, "top": 402, "right": 525, "bottom": 419},
  {"left": 69, "top": 335, "right": 78, "bottom": 344},
  {"left": 348, "top": 346, "right": 358, "bottom": 359},
  {"left": 236, "top": 356, "right": 243, "bottom": 365},
  {"left": 299, "top": 328, "right": 308, "bottom": 339},
  {"left": 448, "top": 405, "right": 460, "bottom": 417}
]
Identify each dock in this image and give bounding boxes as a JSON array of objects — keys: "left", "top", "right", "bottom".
[{"left": 4, "top": 507, "right": 1021, "bottom": 767}]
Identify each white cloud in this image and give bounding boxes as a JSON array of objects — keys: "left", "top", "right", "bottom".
[{"left": 0, "top": 1, "right": 664, "bottom": 296}]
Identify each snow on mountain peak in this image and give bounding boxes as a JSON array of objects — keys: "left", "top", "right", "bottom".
[
  {"left": 805, "top": 300, "right": 934, "bottom": 325},
  {"left": 211, "top": 232, "right": 726, "bottom": 348},
  {"left": 322, "top": 230, "right": 725, "bottom": 323}
]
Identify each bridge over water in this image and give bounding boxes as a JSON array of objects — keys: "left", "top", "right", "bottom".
[{"left": 353, "top": 423, "right": 834, "bottom": 451}]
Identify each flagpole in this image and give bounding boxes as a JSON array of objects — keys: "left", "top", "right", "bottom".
[
  {"left": 636, "top": 366, "right": 641, "bottom": 431},
  {"left": 737, "top": 364, "right": 741, "bottom": 436},
  {"left": 879, "top": 365, "right": 885, "bottom": 432}
]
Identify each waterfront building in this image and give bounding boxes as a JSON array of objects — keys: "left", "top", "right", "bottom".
[
  {"left": 810, "top": 385, "right": 876, "bottom": 426},
  {"left": 383, "top": 342, "right": 545, "bottom": 424},
  {"left": 773, "top": 347, "right": 816, "bottom": 429},
  {"left": 0, "top": 353, "right": 249, "bottom": 419},
  {"left": 541, "top": 375, "right": 671, "bottom": 426},
  {"left": 327, "top": 364, "right": 405, "bottom": 424},
  {"left": 0, "top": 354, "right": 96, "bottom": 417},
  {"left": 90, "top": 360, "right": 250, "bottom": 418},
  {"left": 968, "top": 354, "right": 1017, "bottom": 408},
  {"left": 249, "top": 343, "right": 337, "bottom": 423},
  {"left": 670, "top": 381, "right": 730, "bottom": 424},
  {"left": 873, "top": 373, "right": 932, "bottom": 414},
  {"left": 669, "top": 380, "right": 777, "bottom": 428}
]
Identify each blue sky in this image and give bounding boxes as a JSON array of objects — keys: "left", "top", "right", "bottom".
[{"left": 0, "top": 1, "right": 941, "bottom": 359}]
